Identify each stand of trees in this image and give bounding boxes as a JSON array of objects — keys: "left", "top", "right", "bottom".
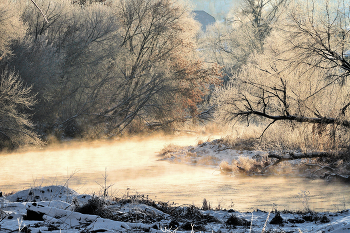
[
  {"left": 213, "top": 0, "right": 350, "bottom": 150},
  {"left": 199, "top": 0, "right": 288, "bottom": 82},
  {"left": 4, "top": 0, "right": 348, "bottom": 153},
  {"left": 0, "top": 0, "right": 220, "bottom": 149}
]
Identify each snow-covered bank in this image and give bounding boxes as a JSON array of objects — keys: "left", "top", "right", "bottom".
[
  {"left": 159, "top": 139, "right": 265, "bottom": 168},
  {"left": 1, "top": 185, "right": 350, "bottom": 232},
  {"left": 159, "top": 138, "right": 350, "bottom": 180}
]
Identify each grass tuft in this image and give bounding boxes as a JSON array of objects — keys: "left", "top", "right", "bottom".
[
  {"left": 74, "top": 196, "right": 108, "bottom": 216},
  {"left": 225, "top": 214, "right": 250, "bottom": 227}
]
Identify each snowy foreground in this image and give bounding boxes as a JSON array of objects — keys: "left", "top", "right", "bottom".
[{"left": 1, "top": 185, "right": 350, "bottom": 233}]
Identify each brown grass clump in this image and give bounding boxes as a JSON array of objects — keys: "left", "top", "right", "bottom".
[
  {"left": 221, "top": 137, "right": 258, "bottom": 151},
  {"left": 219, "top": 161, "right": 233, "bottom": 172},
  {"left": 225, "top": 215, "right": 250, "bottom": 226},
  {"left": 202, "top": 198, "right": 211, "bottom": 210},
  {"left": 232, "top": 157, "right": 270, "bottom": 174},
  {"left": 158, "top": 144, "right": 182, "bottom": 158},
  {"left": 186, "top": 151, "right": 198, "bottom": 158},
  {"left": 197, "top": 139, "right": 204, "bottom": 145}
]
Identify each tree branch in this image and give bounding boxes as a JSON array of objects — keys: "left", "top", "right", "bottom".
[
  {"left": 238, "top": 110, "right": 350, "bottom": 128},
  {"left": 30, "top": 0, "right": 49, "bottom": 23}
]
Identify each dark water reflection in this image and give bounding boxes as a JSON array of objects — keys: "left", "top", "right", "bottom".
[{"left": 1, "top": 135, "right": 349, "bottom": 212}]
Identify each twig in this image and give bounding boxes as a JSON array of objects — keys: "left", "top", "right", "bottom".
[
  {"left": 96, "top": 168, "right": 114, "bottom": 198},
  {"left": 249, "top": 212, "right": 253, "bottom": 233},
  {"left": 258, "top": 120, "right": 277, "bottom": 140},
  {"left": 30, "top": 0, "right": 49, "bottom": 23},
  {"left": 261, "top": 211, "right": 271, "bottom": 233}
]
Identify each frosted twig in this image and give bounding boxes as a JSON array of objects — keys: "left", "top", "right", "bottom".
[{"left": 30, "top": 0, "right": 49, "bottom": 23}]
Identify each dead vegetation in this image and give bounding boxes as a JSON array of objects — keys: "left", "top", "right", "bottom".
[
  {"left": 159, "top": 124, "right": 350, "bottom": 181},
  {"left": 73, "top": 192, "right": 221, "bottom": 229},
  {"left": 200, "top": 121, "right": 350, "bottom": 180},
  {"left": 2, "top": 183, "right": 348, "bottom": 232}
]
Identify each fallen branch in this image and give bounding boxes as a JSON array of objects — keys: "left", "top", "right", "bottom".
[
  {"left": 321, "top": 172, "right": 350, "bottom": 181},
  {"left": 262, "top": 151, "right": 337, "bottom": 173},
  {"left": 267, "top": 151, "right": 333, "bottom": 161},
  {"left": 238, "top": 110, "right": 350, "bottom": 128}
]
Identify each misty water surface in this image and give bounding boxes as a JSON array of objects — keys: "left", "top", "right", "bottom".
[{"left": 1, "top": 135, "right": 350, "bottom": 212}]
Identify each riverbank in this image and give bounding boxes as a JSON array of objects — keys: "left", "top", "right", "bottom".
[
  {"left": 1, "top": 185, "right": 350, "bottom": 233},
  {"left": 159, "top": 137, "right": 350, "bottom": 182}
]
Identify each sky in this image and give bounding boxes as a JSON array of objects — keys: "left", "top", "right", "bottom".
[{"left": 191, "top": 0, "right": 242, "bottom": 21}]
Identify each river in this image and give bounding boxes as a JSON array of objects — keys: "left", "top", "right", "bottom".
[{"left": 1, "top": 135, "right": 349, "bottom": 212}]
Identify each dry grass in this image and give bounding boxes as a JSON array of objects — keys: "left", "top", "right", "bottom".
[
  {"left": 158, "top": 144, "right": 183, "bottom": 158},
  {"left": 214, "top": 122, "right": 350, "bottom": 177},
  {"left": 0, "top": 198, "right": 7, "bottom": 221},
  {"left": 221, "top": 122, "right": 350, "bottom": 153},
  {"left": 156, "top": 122, "right": 350, "bottom": 178},
  {"left": 219, "top": 161, "right": 233, "bottom": 172},
  {"left": 231, "top": 157, "right": 270, "bottom": 174},
  {"left": 186, "top": 151, "right": 198, "bottom": 158}
]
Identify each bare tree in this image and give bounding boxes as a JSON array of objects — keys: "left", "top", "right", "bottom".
[
  {"left": 0, "top": 69, "right": 41, "bottom": 149},
  {"left": 12, "top": 0, "right": 120, "bottom": 137},
  {"left": 286, "top": 0, "right": 350, "bottom": 83},
  {"left": 10, "top": 0, "right": 219, "bottom": 138},
  {"left": 240, "top": 0, "right": 288, "bottom": 49},
  {"left": 88, "top": 0, "right": 220, "bottom": 134},
  {"left": 200, "top": 0, "right": 288, "bottom": 81},
  {"left": 0, "top": 1, "right": 41, "bottom": 149},
  {"left": 0, "top": 0, "right": 26, "bottom": 60}
]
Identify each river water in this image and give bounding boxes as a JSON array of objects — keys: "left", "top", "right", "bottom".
[{"left": 1, "top": 135, "right": 349, "bottom": 212}]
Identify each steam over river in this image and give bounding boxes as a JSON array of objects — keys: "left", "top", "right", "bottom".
[{"left": 1, "top": 135, "right": 350, "bottom": 212}]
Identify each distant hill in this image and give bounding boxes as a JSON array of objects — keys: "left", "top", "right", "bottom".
[
  {"left": 193, "top": 10, "right": 216, "bottom": 31},
  {"left": 190, "top": 0, "right": 239, "bottom": 21}
]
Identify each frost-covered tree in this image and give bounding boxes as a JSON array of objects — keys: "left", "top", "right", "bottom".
[
  {"left": 8, "top": 0, "right": 219, "bottom": 138},
  {"left": 199, "top": 0, "right": 288, "bottom": 81},
  {"left": 0, "top": 1, "right": 40, "bottom": 149},
  {"left": 214, "top": 0, "right": 350, "bottom": 150},
  {"left": 0, "top": 69, "right": 41, "bottom": 149},
  {"left": 0, "top": 0, "right": 26, "bottom": 60},
  {"left": 10, "top": 0, "right": 120, "bottom": 137},
  {"left": 96, "top": 0, "right": 220, "bottom": 133}
]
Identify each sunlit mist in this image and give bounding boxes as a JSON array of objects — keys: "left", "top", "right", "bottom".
[{"left": 1, "top": 134, "right": 349, "bottom": 212}]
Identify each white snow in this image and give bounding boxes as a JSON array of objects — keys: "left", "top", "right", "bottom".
[
  {"left": 1, "top": 185, "right": 350, "bottom": 232},
  {"left": 5, "top": 185, "right": 92, "bottom": 205},
  {"left": 160, "top": 139, "right": 268, "bottom": 168}
]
